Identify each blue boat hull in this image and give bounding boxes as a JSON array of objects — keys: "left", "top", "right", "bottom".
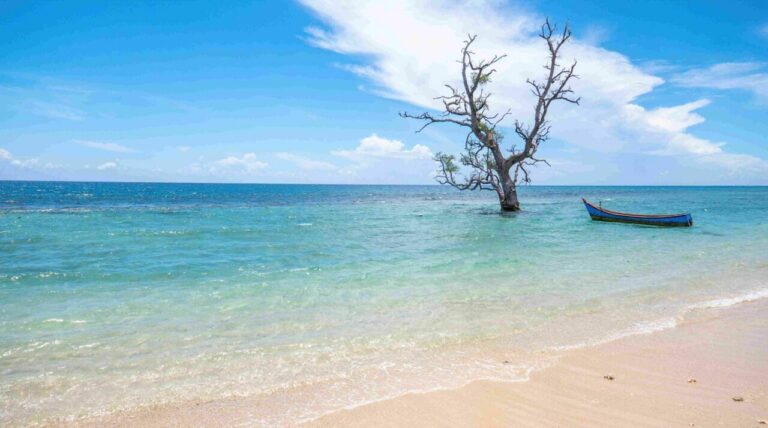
[{"left": 583, "top": 199, "right": 693, "bottom": 227}]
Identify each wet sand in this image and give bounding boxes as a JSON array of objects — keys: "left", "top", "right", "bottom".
[
  {"left": 307, "top": 299, "right": 768, "bottom": 427},
  {"left": 79, "top": 298, "right": 768, "bottom": 427}
]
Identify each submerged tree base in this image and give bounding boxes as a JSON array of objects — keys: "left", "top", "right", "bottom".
[
  {"left": 499, "top": 185, "right": 520, "bottom": 211},
  {"left": 500, "top": 202, "right": 521, "bottom": 212}
]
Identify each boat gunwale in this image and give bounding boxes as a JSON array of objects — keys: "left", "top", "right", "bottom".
[
  {"left": 582, "top": 198, "right": 690, "bottom": 220},
  {"left": 587, "top": 215, "right": 692, "bottom": 227}
]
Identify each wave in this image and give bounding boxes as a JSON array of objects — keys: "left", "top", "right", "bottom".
[
  {"left": 42, "top": 318, "right": 87, "bottom": 324},
  {"left": 686, "top": 288, "right": 768, "bottom": 310},
  {"left": 550, "top": 317, "right": 678, "bottom": 352},
  {"left": 550, "top": 287, "right": 768, "bottom": 354}
]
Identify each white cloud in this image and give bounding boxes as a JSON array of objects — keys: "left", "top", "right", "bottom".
[
  {"left": 74, "top": 139, "right": 139, "bottom": 154},
  {"left": 679, "top": 152, "right": 768, "bottom": 182},
  {"left": 0, "top": 148, "right": 48, "bottom": 169},
  {"left": 209, "top": 153, "right": 268, "bottom": 174},
  {"left": 301, "top": 0, "right": 660, "bottom": 115},
  {"left": 276, "top": 152, "right": 338, "bottom": 171},
  {"left": 178, "top": 146, "right": 191, "bottom": 153},
  {"left": 326, "top": 134, "right": 435, "bottom": 183},
  {"left": 671, "top": 62, "right": 768, "bottom": 101},
  {"left": 97, "top": 161, "right": 118, "bottom": 170},
  {"left": 622, "top": 99, "right": 724, "bottom": 155},
  {"left": 641, "top": 99, "right": 710, "bottom": 134},
  {"left": 332, "top": 134, "right": 432, "bottom": 161},
  {"left": 28, "top": 101, "right": 85, "bottom": 121},
  {"left": 11, "top": 158, "right": 40, "bottom": 168},
  {"left": 300, "top": 0, "right": 767, "bottom": 181}
]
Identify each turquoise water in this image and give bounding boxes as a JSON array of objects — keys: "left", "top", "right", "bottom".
[{"left": 1, "top": 182, "right": 767, "bottom": 425}]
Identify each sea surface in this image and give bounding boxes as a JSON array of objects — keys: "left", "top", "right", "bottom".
[{"left": 1, "top": 182, "right": 767, "bottom": 425}]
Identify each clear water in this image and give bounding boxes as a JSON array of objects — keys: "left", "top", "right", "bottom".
[{"left": 1, "top": 182, "right": 767, "bottom": 425}]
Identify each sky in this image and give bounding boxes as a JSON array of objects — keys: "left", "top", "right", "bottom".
[{"left": 1, "top": 0, "right": 767, "bottom": 185}]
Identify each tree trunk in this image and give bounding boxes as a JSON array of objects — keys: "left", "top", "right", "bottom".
[{"left": 498, "top": 172, "right": 520, "bottom": 211}]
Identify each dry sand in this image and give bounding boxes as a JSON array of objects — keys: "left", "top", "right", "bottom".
[{"left": 81, "top": 299, "right": 768, "bottom": 427}]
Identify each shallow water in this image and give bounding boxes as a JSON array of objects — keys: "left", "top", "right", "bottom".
[{"left": 1, "top": 182, "right": 767, "bottom": 425}]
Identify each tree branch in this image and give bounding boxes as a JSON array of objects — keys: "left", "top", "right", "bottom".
[
  {"left": 506, "top": 19, "right": 579, "bottom": 170},
  {"left": 401, "top": 22, "right": 578, "bottom": 206}
]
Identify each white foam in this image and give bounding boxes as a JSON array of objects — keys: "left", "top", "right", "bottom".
[
  {"left": 295, "top": 362, "right": 544, "bottom": 426},
  {"left": 551, "top": 288, "right": 768, "bottom": 353},
  {"left": 77, "top": 342, "right": 100, "bottom": 349},
  {"left": 551, "top": 317, "right": 678, "bottom": 352},
  {"left": 687, "top": 288, "right": 768, "bottom": 310},
  {"left": 42, "top": 318, "right": 87, "bottom": 324}
]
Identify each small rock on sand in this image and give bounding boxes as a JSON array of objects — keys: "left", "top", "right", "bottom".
[
  {"left": 732, "top": 396, "right": 744, "bottom": 402},
  {"left": 603, "top": 375, "right": 614, "bottom": 381},
  {"left": 687, "top": 378, "right": 697, "bottom": 383},
  {"left": 757, "top": 420, "right": 766, "bottom": 425}
]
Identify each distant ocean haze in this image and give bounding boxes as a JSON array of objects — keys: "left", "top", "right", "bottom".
[{"left": 1, "top": 182, "right": 767, "bottom": 425}]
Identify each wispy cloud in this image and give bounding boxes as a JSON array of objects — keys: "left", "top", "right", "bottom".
[
  {"left": 27, "top": 101, "right": 86, "bottom": 121},
  {"left": 276, "top": 152, "right": 338, "bottom": 171},
  {"left": 635, "top": 99, "right": 724, "bottom": 156},
  {"left": 760, "top": 23, "right": 768, "bottom": 38},
  {"left": 74, "top": 139, "right": 140, "bottom": 154},
  {"left": 0, "top": 76, "right": 88, "bottom": 121},
  {"left": 581, "top": 24, "right": 611, "bottom": 46},
  {"left": 97, "top": 161, "right": 118, "bottom": 170},
  {"left": 0, "top": 148, "right": 59, "bottom": 170},
  {"left": 671, "top": 62, "right": 768, "bottom": 101},
  {"left": 11, "top": 158, "right": 41, "bottom": 168},
  {"left": 637, "top": 60, "right": 683, "bottom": 75},
  {"left": 0, "top": 71, "right": 203, "bottom": 125}
]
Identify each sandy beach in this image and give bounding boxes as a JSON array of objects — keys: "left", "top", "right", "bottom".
[
  {"left": 307, "top": 298, "right": 768, "bottom": 428},
  {"left": 76, "top": 297, "right": 768, "bottom": 427}
]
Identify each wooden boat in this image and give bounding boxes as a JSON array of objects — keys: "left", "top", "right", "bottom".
[{"left": 582, "top": 198, "right": 693, "bottom": 227}]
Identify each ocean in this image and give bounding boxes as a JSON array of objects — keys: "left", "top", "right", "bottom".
[{"left": 1, "top": 181, "right": 767, "bottom": 425}]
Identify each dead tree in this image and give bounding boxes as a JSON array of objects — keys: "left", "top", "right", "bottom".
[{"left": 401, "top": 20, "right": 579, "bottom": 211}]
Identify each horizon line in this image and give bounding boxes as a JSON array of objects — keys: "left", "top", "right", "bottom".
[{"left": 1, "top": 179, "right": 767, "bottom": 187}]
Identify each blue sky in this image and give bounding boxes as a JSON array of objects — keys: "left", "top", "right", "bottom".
[{"left": 1, "top": 0, "right": 767, "bottom": 184}]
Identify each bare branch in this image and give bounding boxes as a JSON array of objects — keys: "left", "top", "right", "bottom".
[
  {"left": 506, "top": 19, "right": 580, "bottom": 171},
  {"left": 398, "top": 111, "right": 472, "bottom": 133}
]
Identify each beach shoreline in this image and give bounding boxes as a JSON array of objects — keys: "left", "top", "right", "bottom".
[
  {"left": 307, "top": 298, "right": 768, "bottom": 427},
  {"left": 72, "top": 294, "right": 768, "bottom": 427}
]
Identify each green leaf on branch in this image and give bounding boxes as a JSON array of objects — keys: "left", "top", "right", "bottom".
[{"left": 435, "top": 152, "right": 459, "bottom": 173}]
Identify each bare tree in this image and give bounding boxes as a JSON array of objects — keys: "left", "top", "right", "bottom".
[{"left": 401, "top": 20, "right": 579, "bottom": 211}]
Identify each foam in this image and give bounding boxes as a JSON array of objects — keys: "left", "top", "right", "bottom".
[
  {"left": 551, "top": 317, "right": 678, "bottom": 352},
  {"left": 550, "top": 288, "right": 768, "bottom": 353},
  {"left": 686, "top": 288, "right": 768, "bottom": 310}
]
